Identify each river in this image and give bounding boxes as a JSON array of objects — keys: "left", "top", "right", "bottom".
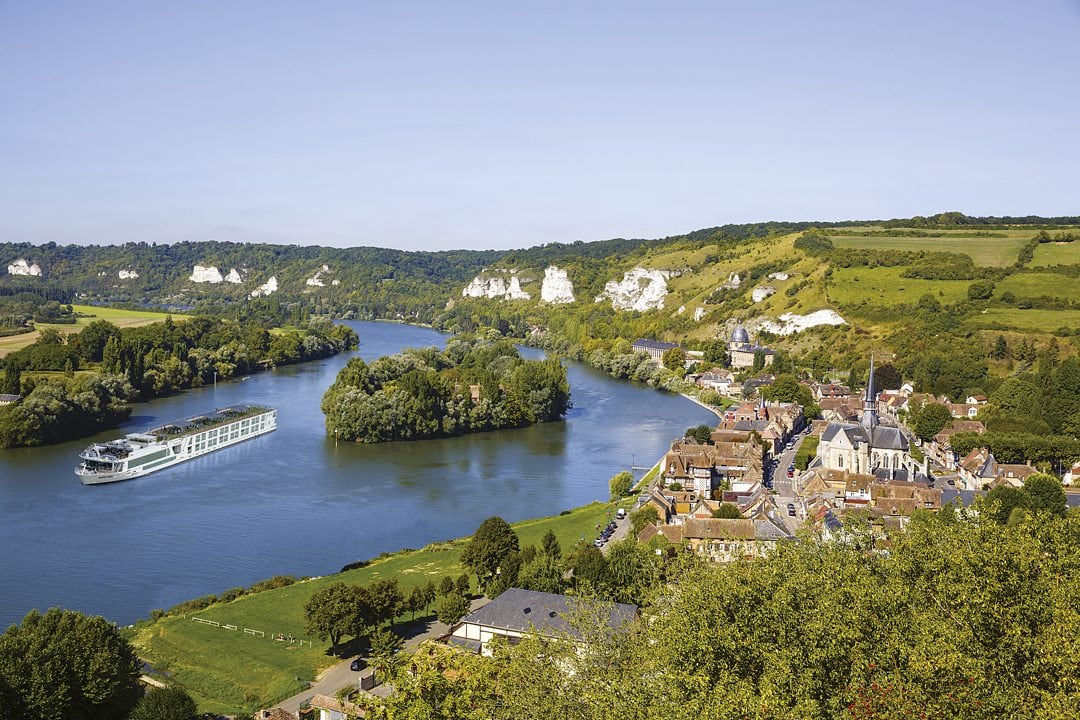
[{"left": 0, "top": 321, "right": 717, "bottom": 628}]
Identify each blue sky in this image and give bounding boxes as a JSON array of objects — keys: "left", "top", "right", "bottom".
[{"left": 1, "top": 1, "right": 1078, "bottom": 250}]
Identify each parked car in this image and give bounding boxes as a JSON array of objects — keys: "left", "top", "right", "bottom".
[
  {"left": 350, "top": 659, "right": 363, "bottom": 671},
  {"left": 616, "top": 508, "right": 626, "bottom": 519}
]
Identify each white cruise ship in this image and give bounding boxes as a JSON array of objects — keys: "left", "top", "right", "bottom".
[{"left": 76, "top": 405, "right": 277, "bottom": 485}]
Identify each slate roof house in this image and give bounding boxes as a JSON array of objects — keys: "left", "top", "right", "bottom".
[
  {"left": 448, "top": 588, "right": 637, "bottom": 656},
  {"left": 631, "top": 338, "right": 679, "bottom": 361}
]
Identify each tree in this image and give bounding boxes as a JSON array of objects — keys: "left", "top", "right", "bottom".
[
  {"left": 712, "top": 503, "right": 742, "bottom": 519},
  {"left": 455, "top": 574, "right": 471, "bottom": 596},
  {"left": 0, "top": 608, "right": 142, "bottom": 720},
  {"left": 629, "top": 505, "right": 660, "bottom": 537},
  {"left": 437, "top": 576, "right": 455, "bottom": 596},
  {"left": 517, "top": 554, "right": 566, "bottom": 594},
  {"left": 129, "top": 686, "right": 198, "bottom": 720},
  {"left": 985, "top": 485, "right": 1032, "bottom": 524},
  {"left": 304, "top": 582, "right": 359, "bottom": 648},
  {"left": 608, "top": 470, "right": 634, "bottom": 500},
  {"left": 992, "top": 334, "right": 1009, "bottom": 360},
  {"left": 369, "top": 627, "right": 404, "bottom": 680},
  {"left": 872, "top": 362, "right": 903, "bottom": 391},
  {"left": 1023, "top": 473, "right": 1067, "bottom": 516},
  {"left": 366, "top": 578, "right": 404, "bottom": 627},
  {"left": 461, "top": 516, "right": 520, "bottom": 592},
  {"left": 967, "top": 280, "right": 995, "bottom": 300},
  {"left": 912, "top": 402, "right": 954, "bottom": 441},
  {"left": 540, "top": 529, "right": 562, "bottom": 560},
  {"left": 435, "top": 592, "right": 470, "bottom": 627},
  {"left": 566, "top": 540, "right": 608, "bottom": 590},
  {"left": 684, "top": 424, "right": 713, "bottom": 444},
  {"left": 662, "top": 347, "right": 687, "bottom": 372}
]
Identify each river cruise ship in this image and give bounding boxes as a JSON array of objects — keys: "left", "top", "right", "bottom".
[{"left": 75, "top": 405, "right": 277, "bottom": 485}]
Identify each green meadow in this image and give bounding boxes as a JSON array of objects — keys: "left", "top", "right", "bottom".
[
  {"left": 131, "top": 501, "right": 620, "bottom": 715},
  {"left": 827, "top": 266, "right": 970, "bottom": 308},
  {"left": 1030, "top": 241, "right": 1080, "bottom": 267},
  {"left": 966, "top": 308, "right": 1080, "bottom": 333},
  {"left": 993, "top": 272, "right": 1076, "bottom": 300},
  {"left": 830, "top": 232, "right": 1031, "bottom": 267}
]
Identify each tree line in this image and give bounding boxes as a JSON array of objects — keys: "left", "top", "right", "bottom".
[{"left": 0, "top": 316, "right": 358, "bottom": 448}]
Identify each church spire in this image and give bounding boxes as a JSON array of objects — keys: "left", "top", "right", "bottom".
[{"left": 861, "top": 355, "right": 879, "bottom": 429}]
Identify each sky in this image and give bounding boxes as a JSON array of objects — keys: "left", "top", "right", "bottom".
[{"left": 1, "top": 1, "right": 1078, "bottom": 251}]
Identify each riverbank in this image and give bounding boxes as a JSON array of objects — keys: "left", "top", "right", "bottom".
[
  {"left": 130, "top": 501, "right": 623, "bottom": 716},
  {"left": 679, "top": 392, "right": 725, "bottom": 418}
]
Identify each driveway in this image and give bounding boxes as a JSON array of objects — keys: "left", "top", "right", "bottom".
[{"left": 274, "top": 596, "right": 489, "bottom": 713}]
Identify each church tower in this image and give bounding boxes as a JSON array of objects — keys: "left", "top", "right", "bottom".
[{"left": 860, "top": 356, "right": 879, "bottom": 430}]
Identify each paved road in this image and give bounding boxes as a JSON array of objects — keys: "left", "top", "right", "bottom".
[{"left": 274, "top": 597, "right": 490, "bottom": 714}]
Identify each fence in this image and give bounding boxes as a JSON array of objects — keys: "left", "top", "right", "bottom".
[{"left": 190, "top": 617, "right": 312, "bottom": 646}]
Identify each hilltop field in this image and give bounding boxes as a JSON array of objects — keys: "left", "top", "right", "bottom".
[{"left": 0, "top": 305, "right": 188, "bottom": 358}]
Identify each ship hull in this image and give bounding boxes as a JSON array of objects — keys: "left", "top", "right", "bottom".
[{"left": 76, "top": 408, "right": 276, "bottom": 485}]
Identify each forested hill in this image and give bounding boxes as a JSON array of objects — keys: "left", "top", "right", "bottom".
[{"left": 4, "top": 212, "right": 1058, "bottom": 319}]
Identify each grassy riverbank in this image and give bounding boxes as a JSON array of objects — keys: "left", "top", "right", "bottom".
[{"left": 130, "top": 501, "right": 620, "bottom": 715}]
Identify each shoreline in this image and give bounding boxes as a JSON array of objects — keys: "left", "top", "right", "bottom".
[{"left": 680, "top": 392, "right": 724, "bottom": 418}]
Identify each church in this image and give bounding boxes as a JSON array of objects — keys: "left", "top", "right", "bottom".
[{"left": 812, "top": 359, "right": 922, "bottom": 481}]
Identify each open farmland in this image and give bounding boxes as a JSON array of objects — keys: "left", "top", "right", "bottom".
[
  {"left": 830, "top": 230, "right": 1032, "bottom": 267},
  {"left": 827, "top": 266, "right": 970, "bottom": 308},
  {"left": 1031, "top": 241, "right": 1080, "bottom": 267},
  {"left": 966, "top": 307, "right": 1080, "bottom": 333},
  {"left": 993, "top": 272, "right": 1076, "bottom": 300},
  {"left": 0, "top": 304, "right": 187, "bottom": 358}
]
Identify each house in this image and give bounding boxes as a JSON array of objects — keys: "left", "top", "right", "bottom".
[
  {"left": 306, "top": 694, "right": 361, "bottom": 720},
  {"left": 946, "top": 402, "right": 981, "bottom": 419},
  {"left": 930, "top": 421, "right": 985, "bottom": 468},
  {"left": 965, "top": 395, "right": 987, "bottom": 405},
  {"left": 448, "top": 588, "right": 637, "bottom": 656},
  {"left": 811, "top": 383, "right": 851, "bottom": 400},
  {"left": 956, "top": 448, "right": 1039, "bottom": 490},
  {"left": 631, "top": 338, "right": 679, "bottom": 361},
  {"left": 876, "top": 392, "right": 909, "bottom": 416},
  {"left": 639, "top": 516, "right": 791, "bottom": 562},
  {"left": 255, "top": 710, "right": 296, "bottom": 720},
  {"left": 0, "top": 394, "right": 21, "bottom": 406},
  {"left": 820, "top": 397, "right": 863, "bottom": 422},
  {"left": 697, "top": 369, "right": 735, "bottom": 393},
  {"left": 1065, "top": 461, "right": 1080, "bottom": 486},
  {"left": 727, "top": 326, "right": 776, "bottom": 369}
]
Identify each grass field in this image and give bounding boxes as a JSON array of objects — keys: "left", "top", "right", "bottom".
[
  {"left": 993, "top": 272, "right": 1076, "bottom": 300},
  {"left": 1030, "top": 241, "right": 1080, "bottom": 267},
  {"left": 966, "top": 308, "right": 1080, "bottom": 333},
  {"left": 0, "top": 304, "right": 187, "bottom": 358},
  {"left": 827, "top": 266, "right": 971, "bottom": 308},
  {"left": 131, "top": 500, "right": 621, "bottom": 715},
  {"left": 830, "top": 233, "right": 1030, "bottom": 267}
]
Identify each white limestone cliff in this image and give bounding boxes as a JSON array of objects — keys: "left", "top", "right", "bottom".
[
  {"left": 751, "top": 286, "right": 776, "bottom": 303},
  {"left": 693, "top": 307, "right": 706, "bottom": 321},
  {"left": 462, "top": 272, "right": 531, "bottom": 300},
  {"left": 540, "top": 265, "right": 575, "bottom": 304},
  {"left": 250, "top": 276, "right": 278, "bottom": 298},
  {"left": 7, "top": 259, "right": 41, "bottom": 276},
  {"left": 306, "top": 265, "right": 331, "bottom": 287},
  {"left": 224, "top": 269, "right": 242, "bottom": 284},
  {"left": 595, "top": 267, "right": 670, "bottom": 312},
  {"left": 118, "top": 269, "right": 139, "bottom": 279},
  {"left": 190, "top": 265, "right": 224, "bottom": 283},
  {"left": 768, "top": 272, "right": 790, "bottom": 281},
  {"left": 759, "top": 309, "right": 847, "bottom": 335}
]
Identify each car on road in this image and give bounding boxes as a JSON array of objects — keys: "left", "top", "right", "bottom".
[
  {"left": 787, "top": 503, "right": 796, "bottom": 516},
  {"left": 786, "top": 468, "right": 794, "bottom": 478},
  {"left": 350, "top": 659, "right": 363, "bottom": 671}
]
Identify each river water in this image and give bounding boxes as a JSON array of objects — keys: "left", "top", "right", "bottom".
[{"left": 0, "top": 321, "right": 716, "bottom": 627}]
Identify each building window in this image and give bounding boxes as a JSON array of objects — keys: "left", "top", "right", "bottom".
[{"left": 837, "top": 454, "right": 844, "bottom": 469}]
